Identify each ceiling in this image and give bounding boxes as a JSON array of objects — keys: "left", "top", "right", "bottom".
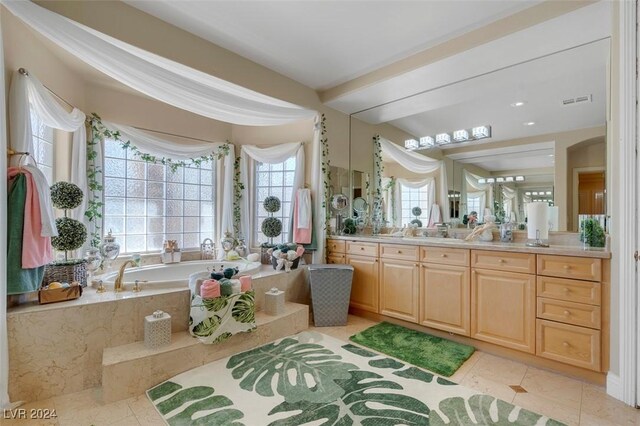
[
  {"left": 125, "top": 0, "right": 540, "bottom": 90},
  {"left": 446, "top": 142, "right": 555, "bottom": 172}
]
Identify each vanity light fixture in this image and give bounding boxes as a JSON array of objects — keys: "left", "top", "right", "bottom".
[
  {"left": 515, "top": 176, "right": 525, "bottom": 181},
  {"left": 505, "top": 176, "right": 514, "bottom": 182},
  {"left": 510, "top": 101, "right": 526, "bottom": 107},
  {"left": 471, "top": 126, "right": 491, "bottom": 139},
  {"left": 404, "top": 139, "right": 419, "bottom": 150},
  {"left": 525, "top": 191, "right": 532, "bottom": 195},
  {"left": 546, "top": 191, "right": 552, "bottom": 195},
  {"left": 419, "top": 136, "right": 435, "bottom": 148},
  {"left": 453, "top": 129, "right": 469, "bottom": 142},
  {"left": 496, "top": 177, "right": 505, "bottom": 183},
  {"left": 523, "top": 121, "right": 536, "bottom": 126},
  {"left": 486, "top": 178, "right": 496, "bottom": 183},
  {"left": 477, "top": 178, "right": 486, "bottom": 184},
  {"left": 435, "top": 133, "right": 451, "bottom": 145}
]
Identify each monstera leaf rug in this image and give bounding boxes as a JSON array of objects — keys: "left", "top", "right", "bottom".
[{"left": 147, "top": 332, "right": 565, "bottom": 425}]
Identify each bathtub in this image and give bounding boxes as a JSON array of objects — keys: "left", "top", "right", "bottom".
[{"left": 99, "top": 260, "right": 262, "bottom": 290}]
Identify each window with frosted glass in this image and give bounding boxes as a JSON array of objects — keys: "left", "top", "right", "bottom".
[
  {"left": 400, "top": 183, "right": 431, "bottom": 226},
  {"left": 255, "top": 157, "right": 296, "bottom": 245},
  {"left": 29, "top": 109, "right": 54, "bottom": 184},
  {"left": 467, "top": 196, "right": 483, "bottom": 222},
  {"left": 102, "top": 139, "right": 216, "bottom": 254}
]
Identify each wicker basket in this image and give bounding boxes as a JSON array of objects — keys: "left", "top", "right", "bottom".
[{"left": 43, "top": 260, "right": 88, "bottom": 287}]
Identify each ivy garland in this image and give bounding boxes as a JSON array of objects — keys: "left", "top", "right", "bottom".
[
  {"left": 233, "top": 156, "right": 244, "bottom": 236},
  {"left": 86, "top": 112, "right": 231, "bottom": 246},
  {"left": 319, "top": 114, "right": 332, "bottom": 235},
  {"left": 372, "top": 135, "right": 384, "bottom": 222}
]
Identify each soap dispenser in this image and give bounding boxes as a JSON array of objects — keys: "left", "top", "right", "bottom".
[{"left": 161, "top": 240, "right": 182, "bottom": 264}]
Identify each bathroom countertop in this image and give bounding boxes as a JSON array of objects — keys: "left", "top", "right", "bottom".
[{"left": 327, "top": 234, "right": 611, "bottom": 259}]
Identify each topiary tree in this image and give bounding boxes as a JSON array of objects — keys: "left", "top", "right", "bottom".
[
  {"left": 261, "top": 196, "right": 282, "bottom": 245},
  {"left": 50, "top": 182, "right": 87, "bottom": 261}
]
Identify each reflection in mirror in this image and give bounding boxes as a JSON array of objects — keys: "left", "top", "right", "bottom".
[{"left": 352, "top": 37, "right": 609, "bottom": 232}]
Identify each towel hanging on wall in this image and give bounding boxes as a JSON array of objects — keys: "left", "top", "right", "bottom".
[{"left": 293, "top": 188, "right": 312, "bottom": 244}]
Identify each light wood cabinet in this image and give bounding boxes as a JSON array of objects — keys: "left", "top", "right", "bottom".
[
  {"left": 380, "top": 244, "right": 419, "bottom": 261},
  {"left": 346, "top": 254, "right": 379, "bottom": 313},
  {"left": 537, "top": 297, "right": 601, "bottom": 329},
  {"left": 420, "top": 246, "right": 469, "bottom": 267},
  {"left": 537, "top": 255, "right": 601, "bottom": 282},
  {"left": 537, "top": 276, "right": 601, "bottom": 305},
  {"left": 536, "top": 319, "right": 601, "bottom": 371},
  {"left": 419, "top": 263, "right": 470, "bottom": 336},
  {"left": 379, "top": 259, "right": 419, "bottom": 322},
  {"left": 346, "top": 241, "right": 379, "bottom": 257},
  {"left": 326, "top": 239, "right": 346, "bottom": 255},
  {"left": 472, "top": 250, "right": 536, "bottom": 274},
  {"left": 327, "top": 254, "right": 345, "bottom": 264},
  {"left": 472, "top": 269, "right": 536, "bottom": 353}
]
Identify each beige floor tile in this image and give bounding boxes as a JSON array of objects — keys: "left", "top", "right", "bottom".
[
  {"left": 519, "top": 366, "right": 583, "bottom": 410},
  {"left": 581, "top": 383, "right": 637, "bottom": 425},
  {"left": 468, "top": 352, "right": 528, "bottom": 386},
  {"left": 0, "top": 399, "right": 58, "bottom": 425},
  {"left": 56, "top": 400, "right": 133, "bottom": 426},
  {"left": 53, "top": 387, "right": 104, "bottom": 417},
  {"left": 109, "top": 416, "right": 141, "bottom": 426},
  {"left": 127, "top": 394, "right": 165, "bottom": 426},
  {"left": 461, "top": 372, "right": 517, "bottom": 403},
  {"left": 449, "top": 350, "right": 483, "bottom": 383},
  {"left": 581, "top": 410, "right": 633, "bottom": 426},
  {"left": 513, "top": 392, "right": 580, "bottom": 426}
]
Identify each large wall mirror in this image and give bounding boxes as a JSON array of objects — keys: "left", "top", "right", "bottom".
[{"left": 347, "top": 3, "right": 610, "bottom": 232}]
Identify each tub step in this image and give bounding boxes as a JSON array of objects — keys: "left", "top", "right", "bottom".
[{"left": 101, "top": 302, "right": 309, "bottom": 403}]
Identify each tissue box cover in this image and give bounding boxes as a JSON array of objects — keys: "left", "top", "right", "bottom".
[
  {"left": 265, "top": 288, "right": 285, "bottom": 316},
  {"left": 144, "top": 311, "right": 172, "bottom": 349}
]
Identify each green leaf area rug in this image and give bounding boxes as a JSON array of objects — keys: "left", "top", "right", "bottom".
[
  {"left": 147, "top": 332, "right": 564, "bottom": 426},
  {"left": 350, "top": 322, "right": 475, "bottom": 377}
]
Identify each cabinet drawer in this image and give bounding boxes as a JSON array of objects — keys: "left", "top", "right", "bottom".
[
  {"left": 537, "top": 298, "right": 601, "bottom": 329},
  {"left": 537, "top": 276, "right": 601, "bottom": 306},
  {"left": 537, "top": 255, "right": 601, "bottom": 282},
  {"left": 420, "top": 246, "right": 469, "bottom": 266},
  {"left": 471, "top": 250, "right": 535, "bottom": 274},
  {"left": 326, "top": 239, "right": 346, "bottom": 254},
  {"left": 380, "top": 244, "right": 419, "bottom": 261},
  {"left": 346, "top": 241, "right": 379, "bottom": 257},
  {"left": 327, "top": 254, "right": 346, "bottom": 264},
  {"left": 536, "top": 319, "right": 601, "bottom": 371}
]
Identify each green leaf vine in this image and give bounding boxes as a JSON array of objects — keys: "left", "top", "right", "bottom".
[
  {"left": 86, "top": 112, "right": 231, "bottom": 247},
  {"left": 233, "top": 156, "right": 244, "bottom": 236},
  {"left": 319, "top": 114, "right": 332, "bottom": 235},
  {"left": 372, "top": 135, "right": 384, "bottom": 222}
]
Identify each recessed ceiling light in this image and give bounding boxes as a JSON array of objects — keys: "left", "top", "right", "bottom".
[
  {"left": 510, "top": 101, "right": 526, "bottom": 107},
  {"left": 523, "top": 121, "right": 536, "bottom": 126},
  {"left": 548, "top": 154, "right": 554, "bottom": 157}
]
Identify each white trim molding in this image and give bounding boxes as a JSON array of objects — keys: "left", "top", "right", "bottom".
[
  {"left": 607, "top": 373, "right": 624, "bottom": 402},
  {"left": 615, "top": 0, "right": 638, "bottom": 407}
]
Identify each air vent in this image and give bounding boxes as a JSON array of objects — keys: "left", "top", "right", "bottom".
[{"left": 561, "top": 94, "right": 592, "bottom": 106}]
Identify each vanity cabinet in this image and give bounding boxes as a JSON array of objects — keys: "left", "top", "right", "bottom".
[
  {"left": 345, "top": 241, "right": 380, "bottom": 313},
  {"left": 535, "top": 255, "right": 604, "bottom": 371},
  {"left": 326, "top": 238, "right": 346, "bottom": 264},
  {"left": 419, "top": 263, "right": 470, "bottom": 335},
  {"left": 379, "top": 244, "right": 419, "bottom": 322},
  {"left": 471, "top": 250, "right": 536, "bottom": 354}
]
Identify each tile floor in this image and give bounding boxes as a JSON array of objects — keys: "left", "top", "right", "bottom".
[{"left": 2, "top": 315, "right": 638, "bottom": 425}]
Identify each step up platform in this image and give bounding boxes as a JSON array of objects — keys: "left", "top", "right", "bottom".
[{"left": 102, "top": 302, "right": 309, "bottom": 403}]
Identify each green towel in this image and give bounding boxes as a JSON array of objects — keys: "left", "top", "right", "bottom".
[{"left": 7, "top": 173, "right": 43, "bottom": 295}]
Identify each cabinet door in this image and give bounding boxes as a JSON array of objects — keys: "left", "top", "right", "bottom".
[
  {"left": 472, "top": 269, "right": 536, "bottom": 353},
  {"left": 380, "top": 259, "right": 419, "bottom": 322},
  {"left": 346, "top": 255, "right": 379, "bottom": 313},
  {"left": 327, "top": 254, "right": 345, "bottom": 264},
  {"left": 419, "top": 264, "right": 470, "bottom": 336}
]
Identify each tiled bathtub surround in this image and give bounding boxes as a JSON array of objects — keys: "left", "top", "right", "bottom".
[{"left": 7, "top": 265, "right": 309, "bottom": 402}]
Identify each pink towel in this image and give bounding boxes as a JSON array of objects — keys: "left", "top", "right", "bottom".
[
  {"left": 8, "top": 168, "right": 53, "bottom": 268},
  {"left": 293, "top": 189, "right": 312, "bottom": 244},
  {"left": 239, "top": 275, "right": 252, "bottom": 292},
  {"left": 201, "top": 279, "right": 221, "bottom": 298}
]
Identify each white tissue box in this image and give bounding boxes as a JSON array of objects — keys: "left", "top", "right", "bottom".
[
  {"left": 264, "top": 288, "right": 285, "bottom": 316},
  {"left": 144, "top": 310, "right": 171, "bottom": 349}
]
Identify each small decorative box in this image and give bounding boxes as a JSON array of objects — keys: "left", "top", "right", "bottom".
[
  {"left": 264, "top": 287, "right": 285, "bottom": 316},
  {"left": 144, "top": 310, "right": 171, "bottom": 349}
]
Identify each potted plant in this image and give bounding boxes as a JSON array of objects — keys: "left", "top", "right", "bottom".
[{"left": 44, "top": 182, "right": 89, "bottom": 287}]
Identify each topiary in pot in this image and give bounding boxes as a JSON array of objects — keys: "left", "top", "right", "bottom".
[
  {"left": 263, "top": 196, "right": 281, "bottom": 213},
  {"left": 262, "top": 216, "right": 283, "bottom": 239},
  {"left": 51, "top": 182, "right": 84, "bottom": 210}
]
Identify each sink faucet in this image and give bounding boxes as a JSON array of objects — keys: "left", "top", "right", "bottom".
[{"left": 114, "top": 260, "right": 138, "bottom": 292}]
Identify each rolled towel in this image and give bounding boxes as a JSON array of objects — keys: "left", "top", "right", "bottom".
[
  {"left": 239, "top": 275, "right": 252, "bottom": 292},
  {"left": 231, "top": 279, "right": 241, "bottom": 294},
  {"left": 247, "top": 253, "right": 260, "bottom": 262},
  {"left": 219, "top": 278, "right": 234, "bottom": 296},
  {"left": 210, "top": 272, "right": 224, "bottom": 280},
  {"left": 287, "top": 250, "right": 298, "bottom": 261},
  {"left": 295, "top": 246, "right": 305, "bottom": 257},
  {"left": 201, "top": 279, "right": 220, "bottom": 299}
]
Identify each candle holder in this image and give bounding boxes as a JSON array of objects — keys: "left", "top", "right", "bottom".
[{"left": 525, "top": 229, "right": 549, "bottom": 247}]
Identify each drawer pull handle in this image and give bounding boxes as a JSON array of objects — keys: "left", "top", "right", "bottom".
[
  {"left": 498, "top": 259, "right": 505, "bottom": 263},
  {"left": 441, "top": 254, "right": 447, "bottom": 258},
  {"left": 562, "top": 341, "right": 570, "bottom": 348},
  {"left": 563, "top": 310, "right": 571, "bottom": 316},
  {"left": 414, "top": 263, "right": 418, "bottom": 267},
  {"left": 563, "top": 288, "right": 571, "bottom": 294},
  {"left": 360, "top": 247, "right": 365, "bottom": 250},
  {"left": 397, "top": 250, "right": 402, "bottom": 254},
  {"left": 563, "top": 265, "right": 571, "bottom": 270}
]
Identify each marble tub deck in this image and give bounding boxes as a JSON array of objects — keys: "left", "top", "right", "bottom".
[{"left": 6, "top": 265, "right": 310, "bottom": 402}]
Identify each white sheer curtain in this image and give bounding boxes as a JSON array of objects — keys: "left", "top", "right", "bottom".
[
  {"left": 4, "top": 1, "right": 316, "bottom": 126},
  {"left": 102, "top": 121, "right": 235, "bottom": 244},
  {"left": 463, "top": 170, "right": 492, "bottom": 220},
  {"left": 502, "top": 185, "right": 518, "bottom": 222},
  {"left": 379, "top": 138, "right": 449, "bottom": 222},
  {"left": 240, "top": 142, "right": 305, "bottom": 248},
  {"left": 309, "top": 116, "right": 324, "bottom": 263},
  {"left": 9, "top": 69, "right": 86, "bottom": 236}
]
